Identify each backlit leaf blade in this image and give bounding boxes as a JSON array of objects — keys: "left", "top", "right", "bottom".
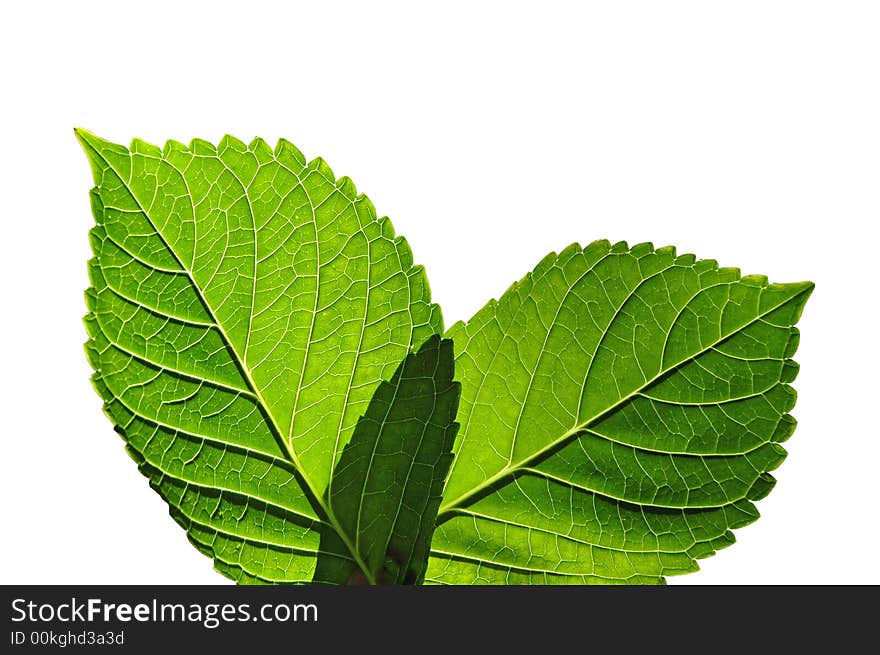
[
  {"left": 429, "top": 240, "right": 813, "bottom": 584},
  {"left": 79, "top": 129, "right": 442, "bottom": 582},
  {"left": 313, "top": 336, "right": 459, "bottom": 584}
]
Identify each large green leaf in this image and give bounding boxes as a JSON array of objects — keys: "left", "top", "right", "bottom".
[
  {"left": 428, "top": 240, "right": 812, "bottom": 584},
  {"left": 79, "top": 129, "right": 443, "bottom": 582},
  {"left": 313, "top": 336, "right": 459, "bottom": 584}
]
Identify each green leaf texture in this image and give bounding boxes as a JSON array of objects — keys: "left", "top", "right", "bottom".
[
  {"left": 79, "top": 129, "right": 442, "bottom": 583},
  {"left": 313, "top": 336, "right": 459, "bottom": 584},
  {"left": 428, "top": 240, "right": 813, "bottom": 584}
]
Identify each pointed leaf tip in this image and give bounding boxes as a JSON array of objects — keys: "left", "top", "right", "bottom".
[{"left": 74, "top": 127, "right": 103, "bottom": 150}]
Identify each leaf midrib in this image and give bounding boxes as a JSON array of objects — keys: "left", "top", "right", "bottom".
[
  {"left": 437, "top": 285, "right": 808, "bottom": 516},
  {"left": 82, "top": 134, "right": 377, "bottom": 583}
]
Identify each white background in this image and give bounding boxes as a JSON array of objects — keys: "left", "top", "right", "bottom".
[{"left": 1, "top": 1, "right": 878, "bottom": 585}]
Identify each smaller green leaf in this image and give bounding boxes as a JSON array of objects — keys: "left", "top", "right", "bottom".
[{"left": 313, "top": 335, "right": 460, "bottom": 585}]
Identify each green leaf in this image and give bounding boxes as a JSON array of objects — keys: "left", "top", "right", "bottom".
[
  {"left": 429, "top": 240, "right": 813, "bottom": 584},
  {"left": 312, "top": 335, "right": 459, "bottom": 585},
  {"left": 78, "top": 129, "right": 443, "bottom": 583}
]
